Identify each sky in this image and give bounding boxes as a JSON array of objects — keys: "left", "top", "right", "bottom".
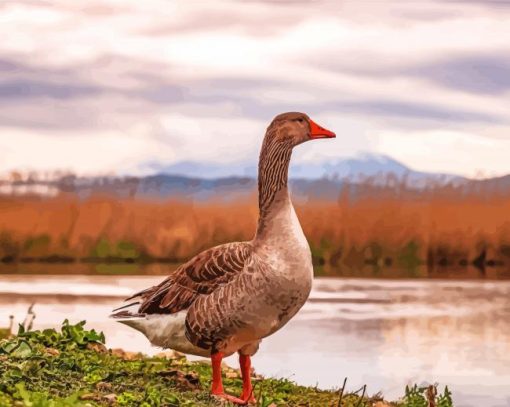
[{"left": 0, "top": 0, "right": 510, "bottom": 178}]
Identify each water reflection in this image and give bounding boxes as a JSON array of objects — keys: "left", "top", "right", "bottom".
[
  {"left": 1, "top": 275, "right": 509, "bottom": 407},
  {"left": 2, "top": 263, "right": 510, "bottom": 280}
]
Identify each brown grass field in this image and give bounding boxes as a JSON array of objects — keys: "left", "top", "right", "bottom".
[{"left": 1, "top": 183, "right": 510, "bottom": 277}]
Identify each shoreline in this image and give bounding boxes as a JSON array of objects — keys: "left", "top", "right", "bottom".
[{"left": 0, "top": 321, "right": 454, "bottom": 406}]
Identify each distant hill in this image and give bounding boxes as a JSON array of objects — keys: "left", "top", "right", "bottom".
[
  {"left": 149, "top": 153, "right": 463, "bottom": 183},
  {"left": 6, "top": 153, "right": 509, "bottom": 201},
  {"left": 39, "top": 154, "right": 460, "bottom": 201},
  {"left": 51, "top": 174, "right": 342, "bottom": 201}
]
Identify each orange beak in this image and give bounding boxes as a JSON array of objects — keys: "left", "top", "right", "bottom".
[{"left": 309, "top": 119, "right": 336, "bottom": 139}]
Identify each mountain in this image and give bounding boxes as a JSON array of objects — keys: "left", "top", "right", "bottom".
[
  {"left": 148, "top": 161, "right": 257, "bottom": 179},
  {"left": 147, "top": 153, "right": 463, "bottom": 183},
  {"left": 1, "top": 153, "right": 472, "bottom": 201},
  {"left": 52, "top": 174, "right": 342, "bottom": 201}
]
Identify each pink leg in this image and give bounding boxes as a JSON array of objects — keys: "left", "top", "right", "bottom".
[
  {"left": 210, "top": 352, "right": 247, "bottom": 405},
  {"left": 211, "top": 352, "right": 225, "bottom": 395},
  {"left": 239, "top": 354, "right": 256, "bottom": 403}
]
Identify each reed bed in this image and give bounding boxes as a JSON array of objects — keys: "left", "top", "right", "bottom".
[{"left": 1, "top": 181, "right": 510, "bottom": 276}]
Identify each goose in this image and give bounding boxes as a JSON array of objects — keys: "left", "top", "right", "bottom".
[{"left": 111, "top": 112, "right": 336, "bottom": 404}]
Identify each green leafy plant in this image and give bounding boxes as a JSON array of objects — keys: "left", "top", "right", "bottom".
[
  {"left": 0, "top": 320, "right": 455, "bottom": 406},
  {"left": 402, "top": 385, "right": 428, "bottom": 407},
  {"left": 437, "top": 386, "right": 454, "bottom": 407},
  {"left": 400, "top": 384, "right": 454, "bottom": 407}
]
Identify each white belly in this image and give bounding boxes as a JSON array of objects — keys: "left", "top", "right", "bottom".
[{"left": 118, "top": 311, "right": 210, "bottom": 357}]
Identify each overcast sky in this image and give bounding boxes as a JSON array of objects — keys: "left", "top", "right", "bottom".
[{"left": 1, "top": 0, "right": 509, "bottom": 178}]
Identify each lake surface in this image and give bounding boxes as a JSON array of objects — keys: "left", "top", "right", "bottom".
[{"left": 1, "top": 274, "right": 509, "bottom": 407}]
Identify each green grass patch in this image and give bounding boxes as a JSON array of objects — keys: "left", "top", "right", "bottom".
[
  {"left": 91, "top": 239, "right": 141, "bottom": 260},
  {"left": 0, "top": 321, "right": 454, "bottom": 406},
  {"left": 23, "top": 234, "right": 51, "bottom": 257}
]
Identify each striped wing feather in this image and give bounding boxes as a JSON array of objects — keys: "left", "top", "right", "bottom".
[{"left": 134, "top": 242, "right": 253, "bottom": 314}]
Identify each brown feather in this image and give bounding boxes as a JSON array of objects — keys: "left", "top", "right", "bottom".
[
  {"left": 117, "top": 114, "right": 302, "bottom": 350},
  {"left": 133, "top": 242, "right": 253, "bottom": 315}
]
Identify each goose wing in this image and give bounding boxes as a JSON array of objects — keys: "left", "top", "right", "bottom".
[{"left": 118, "top": 242, "right": 253, "bottom": 316}]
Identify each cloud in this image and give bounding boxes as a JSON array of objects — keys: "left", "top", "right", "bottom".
[
  {"left": 442, "top": 0, "right": 510, "bottom": 9},
  {"left": 328, "top": 100, "right": 505, "bottom": 125},
  {"left": 0, "top": 127, "right": 156, "bottom": 175},
  {"left": 404, "top": 54, "right": 510, "bottom": 95},
  {"left": 324, "top": 52, "right": 510, "bottom": 96},
  {"left": 0, "top": 0, "right": 509, "bottom": 177},
  {"left": 0, "top": 79, "right": 101, "bottom": 100},
  {"left": 376, "top": 128, "right": 510, "bottom": 178}
]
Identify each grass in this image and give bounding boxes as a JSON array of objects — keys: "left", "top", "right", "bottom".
[{"left": 0, "top": 321, "right": 455, "bottom": 406}]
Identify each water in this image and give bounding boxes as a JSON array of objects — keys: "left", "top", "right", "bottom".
[{"left": 1, "top": 274, "right": 509, "bottom": 407}]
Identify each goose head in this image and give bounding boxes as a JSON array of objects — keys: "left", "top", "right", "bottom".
[
  {"left": 266, "top": 112, "right": 336, "bottom": 147},
  {"left": 257, "top": 112, "right": 336, "bottom": 215}
]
